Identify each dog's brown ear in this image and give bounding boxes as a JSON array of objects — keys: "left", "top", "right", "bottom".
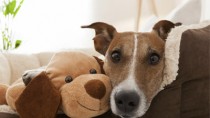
[
  {"left": 15, "top": 71, "right": 60, "bottom": 118},
  {"left": 81, "top": 22, "right": 117, "bottom": 55},
  {"left": 153, "top": 20, "right": 182, "bottom": 40}
]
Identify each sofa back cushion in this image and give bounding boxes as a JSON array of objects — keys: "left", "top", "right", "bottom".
[
  {"left": 0, "top": 53, "right": 11, "bottom": 84},
  {"left": 0, "top": 52, "right": 55, "bottom": 85}
]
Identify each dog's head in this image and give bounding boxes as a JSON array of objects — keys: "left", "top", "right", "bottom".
[{"left": 82, "top": 20, "right": 181, "bottom": 118}]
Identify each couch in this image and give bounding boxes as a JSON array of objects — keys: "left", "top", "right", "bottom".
[
  {"left": 0, "top": 49, "right": 101, "bottom": 85},
  {"left": 0, "top": 21, "right": 210, "bottom": 118}
]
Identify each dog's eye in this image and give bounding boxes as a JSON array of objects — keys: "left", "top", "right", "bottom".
[
  {"left": 111, "top": 51, "right": 121, "bottom": 63},
  {"left": 65, "top": 76, "right": 73, "bottom": 83},
  {"left": 149, "top": 53, "right": 160, "bottom": 65},
  {"left": 90, "top": 69, "right": 97, "bottom": 74}
]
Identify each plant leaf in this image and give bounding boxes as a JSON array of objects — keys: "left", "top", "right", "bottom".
[
  {"left": 14, "top": 0, "right": 24, "bottom": 17},
  {"left": 3, "top": 0, "right": 16, "bottom": 16},
  {"left": 3, "top": 3, "right": 10, "bottom": 16},
  {"left": 15, "top": 40, "right": 22, "bottom": 49},
  {"left": 9, "top": 0, "right": 16, "bottom": 14}
]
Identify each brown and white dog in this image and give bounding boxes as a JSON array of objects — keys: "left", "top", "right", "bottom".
[
  {"left": 22, "top": 20, "right": 181, "bottom": 118},
  {"left": 81, "top": 20, "right": 181, "bottom": 118}
]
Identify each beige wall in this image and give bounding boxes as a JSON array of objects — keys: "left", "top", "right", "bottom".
[
  {"left": 90, "top": 0, "right": 139, "bottom": 32},
  {"left": 139, "top": 0, "right": 184, "bottom": 28},
  {"left": 138, "top": 0, "right": 209, "bottom": 31},
  {"left": 201, "top": 0, "right": 210, "bottom": 21},
  {"left": 141, "top": 0, "right": 183, "bottom": 18},
  {"left": 5, "top": 0, "right": 209, "bottom": 53}
]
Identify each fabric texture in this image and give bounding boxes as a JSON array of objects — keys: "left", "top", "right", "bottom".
[
  {"left": 15, "top": 72, "right": 61, "bottom": 118},
  {"left": 142, "top": 24, "right": 210, "bottom": 118},
  {"left": 0, "top": 53, "right": 53, "bottom": 85},
  {"left": 0, "top": 110, "right": 120, "bottom": 118},
  {"left": 162, "top": 20, "right": 210, "bottom": 88},
  {"left": 0, "top": 49, "right": 101, "bottom": 85},
  {"left": 165, "top": 0, "right": 202, "bottom": 25}
]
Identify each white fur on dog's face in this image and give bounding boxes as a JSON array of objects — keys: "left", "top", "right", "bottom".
[
  {"left": 104, "top": 32, "right": 165, "bottom": 117},
  {"left": 110, "top": 34, "right": 147, "bottom": 118}
]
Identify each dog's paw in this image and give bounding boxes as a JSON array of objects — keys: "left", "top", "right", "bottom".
[{"left": 22, "top": 70, "right": 42, "bottom": 86}]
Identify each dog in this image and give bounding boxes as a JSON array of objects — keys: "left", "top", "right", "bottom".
[
  {"left": 81, "top": 20, "right": 181, "bottom": 118},
  {"left": 22, "top": 20, "right": 181, "bottom": 118}
]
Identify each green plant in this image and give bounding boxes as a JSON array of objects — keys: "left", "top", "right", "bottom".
[{"left": 1, "top": 0, "right": 24, "bottom": 51}]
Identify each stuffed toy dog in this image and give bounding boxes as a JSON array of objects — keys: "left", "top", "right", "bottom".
[{"left": 0, "top": 51, "right": 112, "bottom": 118}]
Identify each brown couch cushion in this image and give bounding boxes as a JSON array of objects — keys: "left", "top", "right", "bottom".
[
  {"left": 0, "top": 113, "right": 69, "bottom": 118},
  {"left": 0, "top": 110, "right": 119, "bottom": 118},
  {"left": 142, "top": 25, "right": 210, "bottom": 118},
  {"left": 0, "top": 113, "right": 19, "bottom": 118}
]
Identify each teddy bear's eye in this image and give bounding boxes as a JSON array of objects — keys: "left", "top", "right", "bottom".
[
  {"left": 89, "top": 69, "right": 97, "bottom": 74},
  {"left": 65, "top": 76, "right": 73, "bottom": 83}
]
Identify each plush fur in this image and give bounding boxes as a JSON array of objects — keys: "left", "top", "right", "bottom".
[
  {"left": 0, "top": 51, "right": 112, "bottom": 118},
  {"left": 16, "top": 72, "right": 60, "bottom": 118},
  {"left": 162, "top": 20, "right": 210, "bottom": 89},
  {"left": 0, "top": 84, "right": 8, "bottom": 105}
]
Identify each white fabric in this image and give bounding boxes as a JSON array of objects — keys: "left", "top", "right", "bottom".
[
  {"left": 200, "top": 0, "right": 210, "bottom": 21},
  {"left": 140, "top": 15, "right": 158, "bottom": 32},
  {"left": 0, "top": 105, "right": 16, "bottom": 114},
  {"left": 162, "top": 20, "right": 210, "bottom": 89},
  {"left": 3, "top": 53, "right": 42, "bottom": 84},
  {"left": 0, "top": 53, "right": 49, "bottom": 85},
  {"left": 165, "top": 0, "right": 202, "bottom": 25},
  {"left": 140, "top": 0, "right": 204, "bottom": 32},
  {"left": 0, "top": 53, "right": 11, "bottom": 84}
]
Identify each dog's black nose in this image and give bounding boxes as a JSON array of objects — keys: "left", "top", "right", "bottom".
[{"left": 114, "top": 91, "right": 140, "bottom": 113}]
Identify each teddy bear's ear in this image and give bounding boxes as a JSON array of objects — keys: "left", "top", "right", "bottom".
[
  {"left": 93, "top": 56, "right": 105, "bottom": 74},
  {"left": 15, "top": 71, "right": 61, "bottom": 118}
]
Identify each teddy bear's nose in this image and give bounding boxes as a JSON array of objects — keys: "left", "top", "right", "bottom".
[{"left": 84, "top": 80, "right": 106, "bottom": 99}]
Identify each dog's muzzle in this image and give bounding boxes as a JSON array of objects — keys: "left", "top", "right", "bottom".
[{"left": 114, "top": 90, "right": 140, "bottom": 117}]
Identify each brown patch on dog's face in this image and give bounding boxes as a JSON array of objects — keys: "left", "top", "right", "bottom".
[
  {"left": 104, "top": 32, "right": 135, "bottom": 85},
  {"left": 134, "top": 33, "right": 165, "bottom": 102},
  {"left": 104, "top": 32, "right": 165, "bottom": 102}
]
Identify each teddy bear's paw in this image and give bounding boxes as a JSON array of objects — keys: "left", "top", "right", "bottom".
[{"left": 22, "top": 68, "right": 44, "bottom": 86}]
